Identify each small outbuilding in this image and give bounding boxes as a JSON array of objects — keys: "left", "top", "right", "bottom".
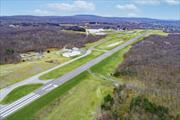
[{"left": 62, "top": 47, "right": 82, "bottom": 57}]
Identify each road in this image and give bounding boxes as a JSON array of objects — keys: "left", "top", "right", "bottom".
[{"left": 0, "top": 34, "right": 144, "bottom": 119}]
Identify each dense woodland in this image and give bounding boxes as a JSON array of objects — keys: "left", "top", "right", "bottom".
[
  {"left": 114, "top": 34, "right": 180, "bottom": 90},
  {"left": 105, "top": 34, "right": 180, "bottom": 119},
  {"left": 0, "top": 26, "right": 103, "bottom": 64}
]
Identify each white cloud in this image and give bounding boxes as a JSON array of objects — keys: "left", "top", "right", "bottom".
[
  {"left": 47, "top": 0, "right": 95, "bottom": 12},
  {"left": 165, "top": 0, "right": 180, "bottom": 5},
  {"left": 116, "top": 4, "right": 138, "bottom": 12},
  {"left": 128, "top": 13, "right": 138, "bottom": 17},
  {"left": 135, "top": 0, "right": 161, "bottom": 5},
  {"left": 116, "top": 4, "right": 139, "bottom": 17},
  {"left": 33, "top": 9, "right": 51, "bottom": 16},
  {"left": 135, "top": 0, "right": 180, "bottom": 5}
]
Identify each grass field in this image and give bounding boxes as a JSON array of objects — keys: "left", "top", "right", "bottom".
[
  {"left": 84, "top": 30, "right": 125, "bottom": 49},
  {"left": 5, "top": 72, "right": 88, "bottom": 120},
  {"left": 94, "top": 30, "right": 146, "bottom": 50},
  {"left": 0, "top": 84, "right": 43, "bottom": 104},
  {"left": 39, "top": 50, "right": 103, "bottom": 80},
  {"left": 0, "top": 49, "right": 70, "bottom": 89},
  {"left": 36, "top": 74, "right": 113, "bottom": 120},
  {"left": 91, "top": 46, "right": 131, "bottom": 75}
]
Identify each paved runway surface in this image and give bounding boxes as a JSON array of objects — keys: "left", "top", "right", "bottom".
[{"left": 0, "top": 34, "right": 144, "bottom": 119}]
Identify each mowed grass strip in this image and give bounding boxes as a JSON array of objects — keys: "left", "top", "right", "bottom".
[
  {"left": 5, "top": 72, "right": 88, "bottom": 120},
  {"left": 0, "top": 84, "right": 43, "bottom": 104},
  {"left": 91, "top": 46, "right": 131, "bottom": 74},
  {"left": 95, "top": 31, "right": 142, "bottom": 50},
  {"left": 39, "top": 74, "right": 112, "bottom": 120},
  {"left": 39, "top": 51, "right": 103, "bottom": 80}
]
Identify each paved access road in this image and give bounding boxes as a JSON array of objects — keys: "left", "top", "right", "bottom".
[{"left": 0, "top": 34, "right": 144, "bottom": 119}]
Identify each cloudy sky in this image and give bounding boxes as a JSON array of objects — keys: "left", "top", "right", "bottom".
[{"left": 1, "top": 0, "right": 180, "bottom": 20}]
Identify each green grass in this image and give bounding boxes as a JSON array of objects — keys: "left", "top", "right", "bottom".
[
  {"left": 84, "top": 31, "right": 125, "bottom": 49},
  {"left": 95, "top": 31, "right": 142, "bottom": 50},
  {"left": 91, "top": 46, "right": 131, "bottom": 74},
  {"left": 37, "top": 73, "right": 112, "bottom": 120},
  {"left": 5, "top": 72, "right": 88, "bottom": 120},
  {"left": 1, "top": 84, "right": 43, "bottom": 104},
  {"left": 0, "top": 49, "right": 70, "bottom": 89},
  {"left": 39, "top": 51, "right": 103, "bottom": 80},
  {"left": 95, "top": 33, "right": 126, "bottom": 49}
]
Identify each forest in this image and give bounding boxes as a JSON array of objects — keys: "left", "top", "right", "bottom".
[
  {"left": 107, "top": 34, "right": 180, "bottom": 119},
  {"left": 0, "top": 26, "right": 103, "bottom": 64},
  {"left": 114, "top": 34, "right": 180, "bottom": 90}
]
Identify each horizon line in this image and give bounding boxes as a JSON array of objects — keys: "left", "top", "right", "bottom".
[{"left": 0, "top": 14, "right": 180, "bottom": 21}]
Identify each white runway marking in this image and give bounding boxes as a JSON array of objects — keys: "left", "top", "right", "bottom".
[
  {"left": 0, "top": 93, "right": 35, "bottom": 112},
  {"left": 0, "top": 93, "right": 40, "bottom": 118}
]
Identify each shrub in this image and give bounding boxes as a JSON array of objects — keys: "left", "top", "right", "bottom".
[
  {"left": 6, "top": 48, "right": 14, "bottom": 55},
  {"left": 101, "top": 94, "right": 114, "bottom": 110},
  {"left": 114, "top": 67, "right": 137, "bottom": 77},
  {"left": 130, "top": 96, "right": 142, "bottom": 110},
  {"left": 130, "top": 96, "right": 170, "bottom": 120}
]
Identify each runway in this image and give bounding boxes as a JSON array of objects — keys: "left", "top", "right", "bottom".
[{"left": 0, "top": 34, "right": 144, "bottom": 119}]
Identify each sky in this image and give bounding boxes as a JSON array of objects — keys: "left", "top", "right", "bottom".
[{"left": 1, "top": 0, "right": 180, "bottom": 20}]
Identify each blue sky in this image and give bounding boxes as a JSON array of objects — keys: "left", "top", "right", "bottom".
[{"left": 1, "top": 0, "right": 180, "bottom": 20}]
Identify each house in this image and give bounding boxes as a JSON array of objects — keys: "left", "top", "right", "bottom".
[
  {"left": 86, "top": 29, "right": 106, "bottom": 35},
  {"left": 62, "top": 47, "right": 82, "bottom": 57}
]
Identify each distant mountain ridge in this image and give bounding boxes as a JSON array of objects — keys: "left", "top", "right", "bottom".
[{"left": 0, "top": 15, "right": 180, "bottom": 26}]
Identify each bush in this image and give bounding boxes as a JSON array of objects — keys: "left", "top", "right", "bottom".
[
  {"left": 101, "top": 94, "right": 114, "bottom": 110},
  {"left": 6, "top": 48, "right": 14, "bottom": 55},
  {"left": 98, "top": 87, "right": 176, "bottom": 120},
  {"left": 114, "top": 67, "right": 137, "bottom": 77},
  {"left": 130, "top": 96, "right": 142, "bottom": 110},
  {"left": 130, "top": 96, "right": 170, "bottom": 120}
]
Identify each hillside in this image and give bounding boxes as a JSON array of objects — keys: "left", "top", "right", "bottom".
[
  {"left": 1, "top": 15, "right": 180, "bottom": 32},
  {"left": 1, "top": 15, "right": 180, "bottom": 26}
]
